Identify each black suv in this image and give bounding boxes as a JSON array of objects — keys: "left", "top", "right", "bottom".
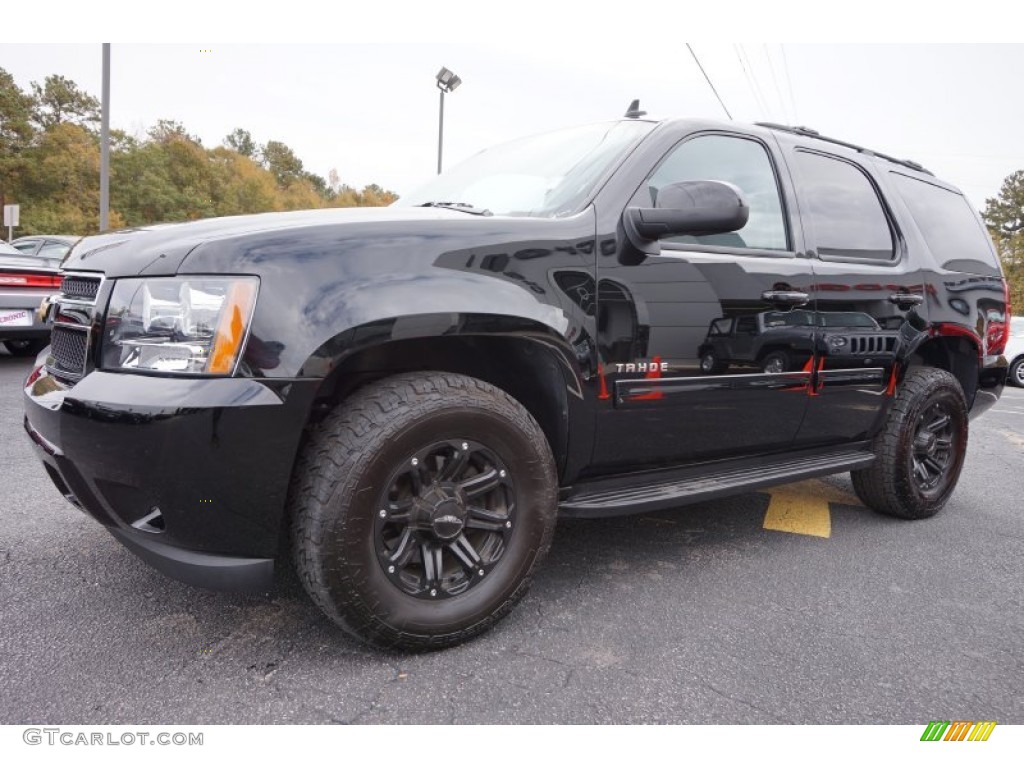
[{"left": 24, "top": 113, "right": 1011, "bottom": 650}]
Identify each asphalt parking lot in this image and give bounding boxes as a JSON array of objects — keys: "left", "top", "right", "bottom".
[{"left": 1, "top": 349, "right": 1022, "bottom": 725}]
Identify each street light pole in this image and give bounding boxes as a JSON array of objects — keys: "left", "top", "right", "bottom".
[
  {"left": 437, "top": 88, "right": 445, "bottom": 175},
  {"left": 434, "top": 67, "right": 461, "bottom": 175},
  {"left": 100, "top": 43, "right": 110, "bottom": 232}
]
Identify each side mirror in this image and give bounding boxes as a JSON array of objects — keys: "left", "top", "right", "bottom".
[{"left": 620, "top": 180, "right": 750, "bottom": 265}]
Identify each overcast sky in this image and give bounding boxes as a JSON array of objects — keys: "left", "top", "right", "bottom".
[{"left": 2, "top": 37, "right": 1023, "bottom": 210}]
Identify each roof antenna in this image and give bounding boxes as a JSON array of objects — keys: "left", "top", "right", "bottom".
[{"left": 624, "top": 99, "right": 646, "bottom": 119}]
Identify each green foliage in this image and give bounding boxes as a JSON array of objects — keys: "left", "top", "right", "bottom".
[
  {"left": 982, "top": 170, "right": 1024, "bottom": 312},
  {"left": 224, "top": 128, "right": 256, "bottom": 159},
  {"left": 0, "top": 67, "right": 398, "bottom": 237},
  {"left": 30, "top": 74, "right": 100, "bottom": 130}
]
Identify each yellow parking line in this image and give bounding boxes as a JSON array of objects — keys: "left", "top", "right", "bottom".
[{"left": 762, "top": 479, "right": 862, "bottom": 539}]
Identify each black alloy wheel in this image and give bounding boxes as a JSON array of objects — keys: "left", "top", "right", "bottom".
[
  {"left": 910, "top": 401, "right": 959, "bottom": 495},
  {"left": 375, "top": 439, "right": 515, "bottom": 600}
]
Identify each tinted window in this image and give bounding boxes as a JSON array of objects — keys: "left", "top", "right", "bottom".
[
  {"left": 647, "top": 135, "right": 788, "bottom": 251},
  {"left": 736, "top": 316, "right": 758, "bottom": 333},
  {"left": 819, "top": 312, "right": 879, "bottom": 329},
  {"left": 891, "top": 173, "right": 1000, "bottom": 275},
  {"left": 796, "top": 152, "right": 894, "bottom": 261}
]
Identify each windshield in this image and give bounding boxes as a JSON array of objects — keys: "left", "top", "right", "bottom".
[
  {"left": 395, "top": 120, "right": 654, "bottom": 217},
  {"left": 819, "top": 312, "right": 880, "bottom": 329}
]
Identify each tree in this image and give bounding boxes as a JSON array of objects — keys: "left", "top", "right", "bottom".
[
  {"left": 224, "top": 128, "right": 256, "bottom": 159},
  {"left": 30, "top": 75, "right": 100, "bottom": 130},
  {"left": 0, "top": 68, "right": 36, "bottom": 203},
  {"left": 261, "top": 140, "right": 305, "bottom": 187},
  {"left": 982, "top": 170, "right": 1024, "bottom": 311}
]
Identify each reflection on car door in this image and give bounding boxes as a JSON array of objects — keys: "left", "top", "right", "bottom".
[
  {"left": 785, "top": 147, "right": 928, "bottom": 444},
  {"left": 591, "top": 131, "right": 816, "bottom": 472}
]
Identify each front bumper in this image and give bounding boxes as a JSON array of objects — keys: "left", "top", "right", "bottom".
[{"left": 23, "top": 366, "right": 319, "bottom": 591}]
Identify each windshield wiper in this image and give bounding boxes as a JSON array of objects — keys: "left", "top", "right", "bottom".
[{"left": 417, "top": 201, "right": 493, "bottom": 216}]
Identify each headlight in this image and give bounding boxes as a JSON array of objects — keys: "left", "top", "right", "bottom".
[{"left": 101, "top": 276, "right": 259, "bottom": 375}]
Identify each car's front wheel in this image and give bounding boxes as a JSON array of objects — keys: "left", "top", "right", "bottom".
[
  {"left": 851, "top": 367, "right": 968, "bottom": 519},
  {"left": 1010, "top": 357, "right": 1024, "bottom": 388},
  {"left": 289, "top": 372, "right": 557, "bottom": 651}
]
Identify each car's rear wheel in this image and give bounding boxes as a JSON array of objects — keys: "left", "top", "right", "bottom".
[
  {"left": 851, "top": 367, "right": 968, "bottom": 519},
  {"left": 3, "top": 339, "right": 47, "bottom": 358},
  {"left": 289, "top": 372, "right": 557, "bottom": 651},
  {"left": 699, "top": 350, "right": 726, "bottom": 375}
]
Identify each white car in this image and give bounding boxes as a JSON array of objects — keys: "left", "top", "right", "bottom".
[{"left": 1007, "top": 316, "right": 1024, "bottom": 387}]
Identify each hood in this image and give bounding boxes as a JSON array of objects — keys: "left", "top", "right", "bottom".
[{"left": 61, "top": 206, "right": 475, "bottom": 278}]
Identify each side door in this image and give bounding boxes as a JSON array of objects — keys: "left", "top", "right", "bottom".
[
  {"left": 784, "top": 147, "right": 928, "bottom": 444},
  {"left": 591, "top": 130, "right": 817, "bottom": 472}
]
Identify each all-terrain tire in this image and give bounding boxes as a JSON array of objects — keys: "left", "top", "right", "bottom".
[
  {"left": 289, "top": 372, "right": 558, "bottom": 651},
  {"left": 851, "top": 367, "right": 968, "bottom": 520}
]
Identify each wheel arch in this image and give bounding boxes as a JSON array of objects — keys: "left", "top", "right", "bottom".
[
  {"left": 301, "top": 314, "right": 592, "bottom": 482},
  {"left": 907, "top": 334, "right": 980, "bottom": 406}
]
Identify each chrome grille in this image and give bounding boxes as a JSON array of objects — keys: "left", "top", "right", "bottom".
[
  {"left": 60, "top": 274, "right": 102, "bottom": 301},
  {"left": 50, "top": 326, "right": 89, "bottom": 381}
]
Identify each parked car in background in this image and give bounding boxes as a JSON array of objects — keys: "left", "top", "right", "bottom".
[
  {"left": 10, "top": 235, "right": 79, "bottom": 265},
  {"left": 1007, "top": 316, "right": 1024, "bottom": 387},
  {"left": 0, "top": 241, "right": 61, "bottom": 356}
]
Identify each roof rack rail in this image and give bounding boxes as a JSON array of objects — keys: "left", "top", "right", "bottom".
[{"left": 755, "top": 122, "right": 933, "bottom": 176}]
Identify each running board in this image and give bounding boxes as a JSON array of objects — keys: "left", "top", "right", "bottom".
[{"left": 559, "top": 449, "right": 875, "bottom": 518}]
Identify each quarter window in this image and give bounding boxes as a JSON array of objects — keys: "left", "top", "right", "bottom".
[
  {"left": 646, "top": 135, "right": 788, "bottom": 251},
  {"left": 795, "top": 152, "right": 894, "bottom": 261}
]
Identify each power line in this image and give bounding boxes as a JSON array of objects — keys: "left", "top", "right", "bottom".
[
  {"left": 735, "top": 43, "right": 770, "bottom": 119},
  {"left": 686, "top": 43, "right": 732, "bottom": 120},
  {"left": 763, "top": 44, "right": 790, "bottom": 124},
  {"left": 781, "top": 44, "right": 799, "bottom": 124}
]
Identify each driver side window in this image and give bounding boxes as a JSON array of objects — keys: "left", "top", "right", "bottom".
[{"left": 647, "top": 134, "right": 789, "bottom": 251}]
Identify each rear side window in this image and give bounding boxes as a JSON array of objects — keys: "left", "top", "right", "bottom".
[
  {"left": 795, "top": 151, "right": 895, "bottom": 261},
  {"left": 890, "top": 173, "right": 1001, "bottom": 276}
]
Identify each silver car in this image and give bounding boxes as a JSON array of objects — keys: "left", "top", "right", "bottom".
[
  {"left": 0, "top": 241, "right": 61, "bottom": 357},
  {"left": 1007, "top": 316, "right": 1024, "bottom": 387}
]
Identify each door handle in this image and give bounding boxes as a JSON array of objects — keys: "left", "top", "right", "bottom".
[
  {"left": 888, "top": 292, "right": 924, "bottom": 310},
  {"left": 762, "top": 290, "right": 810, "bottom": 307}
]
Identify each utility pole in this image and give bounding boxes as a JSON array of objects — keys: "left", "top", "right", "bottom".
[{"left": 100, "top": 43, "right": 110, "bottom": 232}]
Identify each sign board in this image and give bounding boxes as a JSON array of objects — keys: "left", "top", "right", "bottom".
[{"left": 3, "top": 204, "right": 19, "bottom": 228}]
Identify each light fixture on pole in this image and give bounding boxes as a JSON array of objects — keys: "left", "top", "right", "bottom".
[{"left": 435, "top": 67, "right": 462, "bottom": 175}]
